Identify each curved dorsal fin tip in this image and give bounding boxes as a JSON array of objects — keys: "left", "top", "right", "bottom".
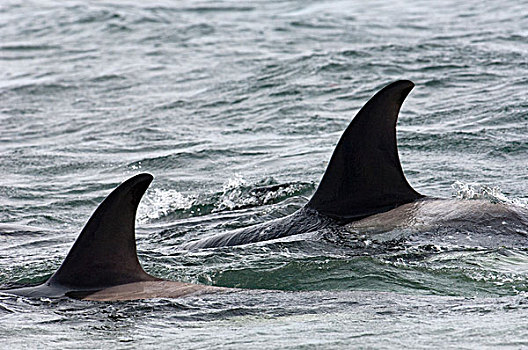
[
  {"left": 387, "top": 79, "right": 414, "bottom": 89},
  {"left": 307, "top": 80, "right": 422, "bottom": 220},
  {"left": 48, "top": 173, "right": 157, "bottom": 290},
  {"left": 128, "top": 172, "right": 154, "bottom": 185},
  {"left": 382, "top": 79, "right": 414, "bottom": 106},
  {"left": 120, "top": 173, "right": 154, "bottom": 206}
]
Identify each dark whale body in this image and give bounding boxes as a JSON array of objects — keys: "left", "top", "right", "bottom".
[
  {"left": 3, "top": 174, "right": 229, "bottom": 301},
  {"left": 183, "top": 80, "right": 528, "bottom": 250},
  {"left": 3, "top": 80, "right": 421, "bottom": 301},
  {"left": 3, "top": 80, "right": 422, "bottom": 300},
  {"left": 183, "top": 80, "right": 423, "bottom": 249},
  {"left": 3, "top": 80, "right": 526, "bottom": 301}
]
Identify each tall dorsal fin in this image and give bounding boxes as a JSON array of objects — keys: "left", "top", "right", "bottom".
[
  {"left": 48, "top": 173, "right": 159, "bottom": 290},
  {"left": 307, "top": 80, "right": 423, "bottom": 221}
]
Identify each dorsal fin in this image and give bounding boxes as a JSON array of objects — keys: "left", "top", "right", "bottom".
[
  {"left": 48, "top": 173, "right": 159, "bottom": 290},
  {"left": 307, "top": 80, "right": 423, "bottom": 221}
]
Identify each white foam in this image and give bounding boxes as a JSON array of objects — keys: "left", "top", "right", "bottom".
[
  {"left": 215, "top": 174, "right": 256, "bottom": 211},
  {"left": 138, "top": 188, "right": 194, "bottom": 223},
  {"left": 452, "top": 181, "right": 526, "bottom": 207}
]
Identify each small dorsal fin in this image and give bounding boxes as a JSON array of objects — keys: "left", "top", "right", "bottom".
[
  {"left": 307, "top": 80, "right": 423, "bottom": 221},
  {"left": 48, "top": 173, "right": 159, "bottom": 290}
]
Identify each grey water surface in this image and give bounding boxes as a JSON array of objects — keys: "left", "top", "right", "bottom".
[{"left": 1, "top": 0, "right": 528, "bottom": 348}]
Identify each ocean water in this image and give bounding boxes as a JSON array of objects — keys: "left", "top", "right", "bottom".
[{"left": 1, "top": 0, "right": 528, "bottom": 348}]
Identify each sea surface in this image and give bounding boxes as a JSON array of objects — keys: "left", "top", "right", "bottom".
[{"left": 1, "top": 0, "right": 528, "bottom": 348}]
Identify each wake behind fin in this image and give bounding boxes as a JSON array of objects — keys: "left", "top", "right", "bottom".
[
  {"left": 47, "top": 173, "right": 159, "bottom": 290},
  {"left": 307, "top": 80, "right": 423, "bottom": 221}
]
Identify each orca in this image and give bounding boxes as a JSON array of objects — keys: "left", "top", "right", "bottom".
[
  {"left": 183, "top": 80, "right": 528, "bottom": 249},
  {"left": 2, "top": 174, "right": 230, "bottom": 301},
  {"left": 3, "top": 80, "right": 526, "bottom": 300}
]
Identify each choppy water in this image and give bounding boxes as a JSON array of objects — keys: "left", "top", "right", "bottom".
[{"left": 1, "top": 0, "right": 528, "bottom": 348}]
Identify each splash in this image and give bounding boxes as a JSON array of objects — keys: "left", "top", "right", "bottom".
[
  {"left": 215, "top": 175, "right": 312, "bottom": 212},
  {"left": 136, "top": 175, "right": 312, "bottom": 221},
  {"left": 215, "top": 174, "right": 250, "bottom": 211},
  {"left": 452, "top": 181, "right": 526, "bottom": 207},
  {"left": 138, "top": 188, "right": 195, "bottom": 223}
]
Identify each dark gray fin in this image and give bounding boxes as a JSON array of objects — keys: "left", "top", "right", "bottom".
[
  {"left": 307, "top": 80, "right": 423, "bottom": 221},
  {"left": 47, "top": 173, "right": 160, "bottom": 291}
]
